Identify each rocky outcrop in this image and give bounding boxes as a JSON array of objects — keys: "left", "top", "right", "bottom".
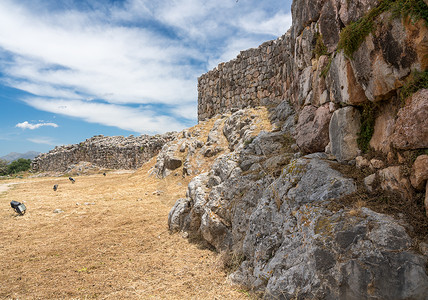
[
  {"left": 168, "top": 0, "right": 428, "bottom": 298},
  {"left": 32, "top": 133, "right": 176, "bottom": 172}
]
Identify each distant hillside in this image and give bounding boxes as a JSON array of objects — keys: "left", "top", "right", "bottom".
[{"left": 0, "top": 151, "right": 40, "bottom": 162}]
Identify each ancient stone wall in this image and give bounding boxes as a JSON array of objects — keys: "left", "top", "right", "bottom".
[
  {"left": 32, "top": 133, "right": 176, "bottom": 172},
  {"left": 197, "top": 35, "right": 294, "bottom": 121}
]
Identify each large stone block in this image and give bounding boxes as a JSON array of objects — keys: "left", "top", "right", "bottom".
[
  {"left": 391, "top": 89, "right": 428, "bottom": 150},
  {"left": 319, "top": 0, "right": 341, "bottom": 53},
  {"left": 329, "top": 106, "right": 361, "bottom": 163},
  {"left": 296, "top": 104, "right": 332, "bottom": 154},
  {"left": 351, "top": 14, "right": 422, "bottom": 101},
  {"left": 329, "top": 51, "right": 367, "bottom": 105},
  {"left": 369, "top": 100, "right": 398, "bottom": 153},
  {"left": 411, "top": 155, "right": 428, "bottom": 191}
]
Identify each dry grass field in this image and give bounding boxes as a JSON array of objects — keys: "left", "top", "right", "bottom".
[{"left": 0, "top": 159, "right": 249, "bottom": 299}]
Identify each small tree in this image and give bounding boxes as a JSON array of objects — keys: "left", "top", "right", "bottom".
[
  {"left": 0, "top": 159, "right": 8, "bottom": 175},
  {"left": 7, "top": 158, "right": 32, "bottom": 174}
]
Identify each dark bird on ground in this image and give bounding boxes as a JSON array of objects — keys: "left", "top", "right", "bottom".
[
  {"left": 103, "top": 173, "right": 106, "bottom": 176},
  {"left": 69, "top": 177, "right": 75, "bottom": 184},
  {"left": 53, "top": 184, "right": 58, "bottom": 191}
]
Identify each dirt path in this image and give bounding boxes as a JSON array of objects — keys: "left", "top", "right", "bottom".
[
  {"left": 0, "top": 182, "right": 21, "bottom": 194},
  {"left": 0, "top": 163, "right": 248, "bottom": 299}
]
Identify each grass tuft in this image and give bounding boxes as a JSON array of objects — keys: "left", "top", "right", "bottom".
[{"left": 399, "top": 70, "right": 428, "bottom": 104}]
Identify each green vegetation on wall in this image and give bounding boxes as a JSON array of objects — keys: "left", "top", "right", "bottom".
[
  {"left": 357, "top": 103, "right": 378, "bottom": 153},
  {"left": 313, "top": 32, "right": 328, "bottom": 58},
  {"left": 399, "top": 70, "right": 428, "bottom": 103},
  {"left": 338, "top": 0, "right": 428, "bottom": 58}
]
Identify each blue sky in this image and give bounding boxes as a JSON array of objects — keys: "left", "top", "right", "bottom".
[{"left": 0, "top": 0, "right": 292, "bottom": 156}]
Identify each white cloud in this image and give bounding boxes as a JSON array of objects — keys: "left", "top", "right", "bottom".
[
  {"left": 28, "top": 136, "right": 56, "bottom": 145},
  {"left": 238, "top": 12, "right": 292, "bottom": 36},
  {"left": 16, "top": 121, "right": 59, "bottom": 130},
  {"left": 23, "top": 97, "right": 187, "bottom": 134},
  {"left": 0, "top": 0, "right": 292, "bottom": 133}
]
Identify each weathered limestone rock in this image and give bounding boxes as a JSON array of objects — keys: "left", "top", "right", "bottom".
[
  {"left": 410, "top": 155, "right": 428, "bottom": 190},
  {"left": 356, "top": 155, "right": 370, "bottom": 169},
  {"left": 296, "top": 104, "right": 332, "bottom": 153},
  {"left": 351, "top": 13, "right": 423, "bottom": 101},
  {"left": 170, "top": 148, "right": 427, "bottom": 299},
  {"left": 311, "top": 55, "right": 330, "bottom": 106},
  {"left": 378, "top": 166, "right": 412, "bottom": 199},
  {"left": 391, "top": 89, "right": 428, "bottom": 150},
  {"left": 291, "top": 0, "right": 325, "bottom": 38},
  {"left": 329, "top": 107, "right": 361, "bottom": 163},
  {"left": 168, "top": 198, "right": 191, "bottom": 232},
  {"left": 329, "top": 51, "right": 367, "bottom": 105},
  {"left": 339, "top": 0, "right": 379, "bottom": 25},
  {"left": 319, "top": 0, "right": 341, "bottom": 53},
  {"left": 364, "top": 173, "right": 376, "bottom": 192},
  {"left": 370, "top": 100, "right": 398, "bottom": 153}
]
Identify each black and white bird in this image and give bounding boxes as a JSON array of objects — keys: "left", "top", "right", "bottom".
[
  {"left": 69, "top": 177, "right": 75, "bottom": 184},
  {"left": 53, "top": 184, "right": 58, "bottom": 191}
]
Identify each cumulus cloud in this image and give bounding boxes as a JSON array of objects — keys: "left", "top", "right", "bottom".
[
  {"left": 16, "top": 121, "right": 59, "bottom": 130},
  {"left": 0, "top": 0, "right": 292, "bottom": 133}
]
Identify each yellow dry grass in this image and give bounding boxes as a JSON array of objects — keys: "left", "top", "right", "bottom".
[{"left": 0, "top": 160, "right": 249, "bottom": 299}]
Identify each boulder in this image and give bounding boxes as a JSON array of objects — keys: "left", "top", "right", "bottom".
[
  {"left": 364, "top": 173, "right": 376, "bottom": 192},
  {"left": 356, "top": 156, "right": 370, "bottom": 169},
  {"left": 351, "top": 13, "right": 423, "bottom": 101},
  {"left": 370, "top": 100, "right": 398, "bottom": 153},
  {"left": 391, "top": 89, "right": 428, "bottom": 150},
  {"left": 296, "top": 104, "right": 332, "bottom": 154},
  {"left": 168, "top": 198, "right": 191, "bottom": 232},
  {"left": 329, "top": 51, "right": 368, "bottom": 105},
  {"left": 410, "top": 155, "right": 428, "bottom": 190},
  {"left": 329, "top": 106, "right": 361, "bottom": 163},
  {"left": 378, "top": 166, "right": 412, "bottom": 199}
]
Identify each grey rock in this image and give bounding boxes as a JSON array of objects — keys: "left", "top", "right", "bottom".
[
  {"left": 168, "top": 198, "right": 191, "bottom": 232},
  {"left": 296, "top": 104, "right": 332, "bottom": 154},
  {"left": 329, "top": 106, "right": 361, "bottom": 163}
]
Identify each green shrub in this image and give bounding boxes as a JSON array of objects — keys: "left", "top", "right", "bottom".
[
  {"left": 390, "top": 0, "right": 428, "bottom": 25},
  {"left": 7, "top": 158, "right": 32, "bottom": 174},
  {"left": 313, "top": 32, "right": 328, "bottom": 58},
  {"left": 338, "top": 0, "right": 393, "bottom": 57},
  {"left": 357, "top": 103, "right": 378, "bottom": 153},
  {"left": 338, "top": 0, "right": 427, "bottom": 58}
]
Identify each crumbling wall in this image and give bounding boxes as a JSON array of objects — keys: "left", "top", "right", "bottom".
[{"left": 32, "top": 133, "right": 176, "bottom": 172}]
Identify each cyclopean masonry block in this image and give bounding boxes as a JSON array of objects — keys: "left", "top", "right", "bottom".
[{"left": 329, "top": 106, "right": 361, "bottom": 163}]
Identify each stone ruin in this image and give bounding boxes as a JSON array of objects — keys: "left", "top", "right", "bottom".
[{"left": 32, "top": 133, "right": 176, "bottom": 173}]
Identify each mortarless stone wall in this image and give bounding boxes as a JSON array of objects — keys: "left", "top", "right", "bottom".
[
  {"left": 32, "top": 133, "right": 176, "bottom": 172},
  {"left": 197, "top": 35, "right": 294, "bottom": 121}
]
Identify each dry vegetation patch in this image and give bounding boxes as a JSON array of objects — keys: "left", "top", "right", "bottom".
[{"left": 0, "top": 162, "right": 248, "bottom": 299}]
